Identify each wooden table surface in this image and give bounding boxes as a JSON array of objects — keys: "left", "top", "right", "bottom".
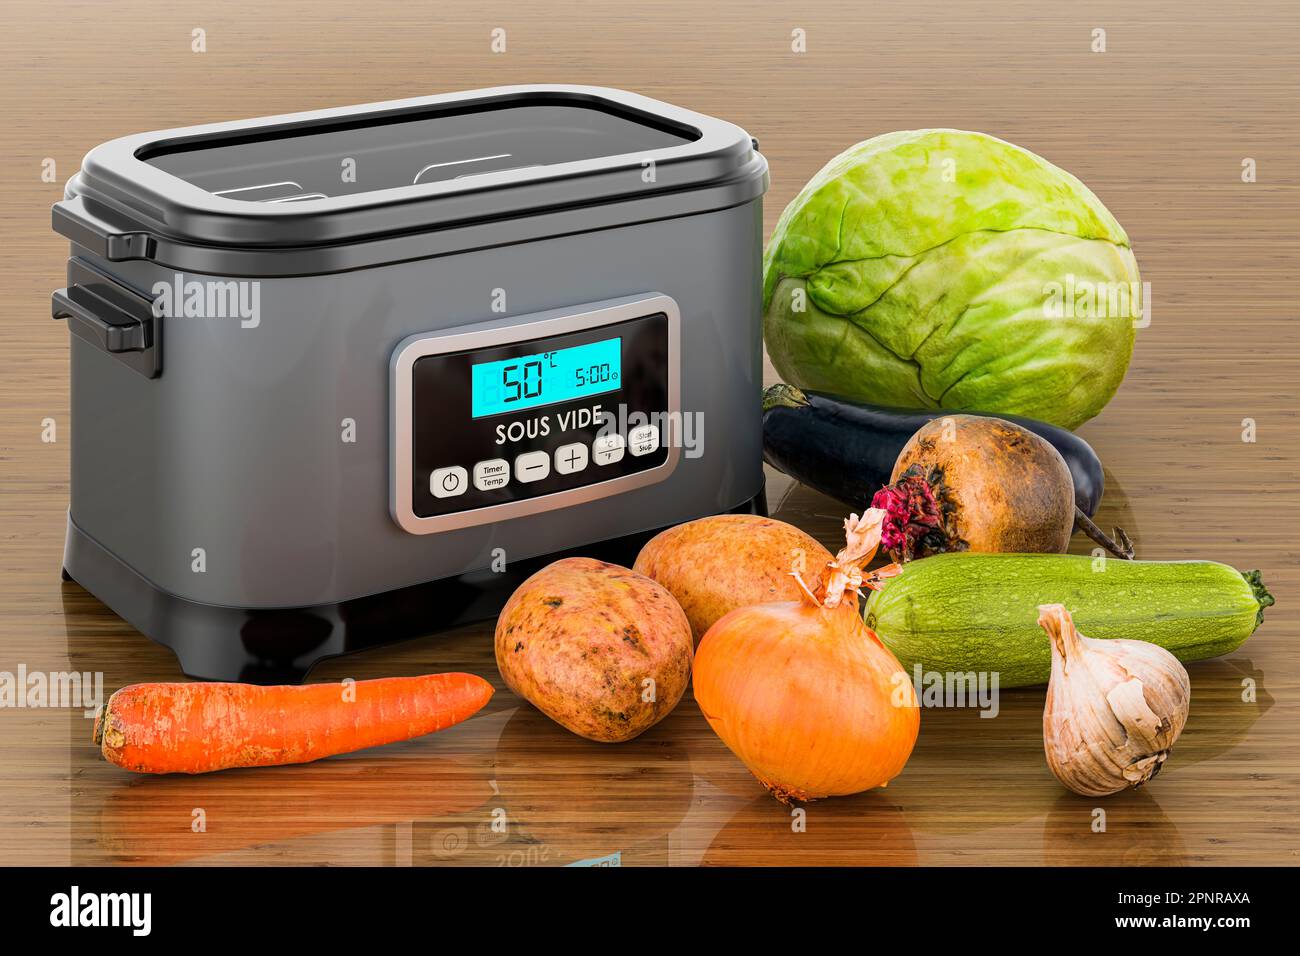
[{"left": 1, "top": 0, "right": 1296, "bottom": 866}]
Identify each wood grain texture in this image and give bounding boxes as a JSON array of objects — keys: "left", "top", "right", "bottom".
[{"left": 1, "top": 0, "right": 1296, "bottom": 866}]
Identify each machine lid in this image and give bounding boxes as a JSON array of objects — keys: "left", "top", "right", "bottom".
[{"left": 62, "top": 85, "right": 765, "bottom": 249}]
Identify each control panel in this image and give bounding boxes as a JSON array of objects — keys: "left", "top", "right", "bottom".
[{"left": 390, "top": 294, "right": 681, "bottom": 534}]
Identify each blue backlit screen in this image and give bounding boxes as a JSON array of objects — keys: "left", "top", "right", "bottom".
[{"left": 471, "top": 336, "right": 622, "bottom": 419}]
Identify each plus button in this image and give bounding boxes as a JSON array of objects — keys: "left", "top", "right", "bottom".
[{"left": 554, "top": 442, "right": 590, "bottom": 475}]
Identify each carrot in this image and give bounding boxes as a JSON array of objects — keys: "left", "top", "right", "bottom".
[{"left": 93, "top": 673, "right": 494, "bottom": 774}]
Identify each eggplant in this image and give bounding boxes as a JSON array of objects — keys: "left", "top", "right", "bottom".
[{"left": 762, "top": 384, "right": 1105, "bottom": 517}]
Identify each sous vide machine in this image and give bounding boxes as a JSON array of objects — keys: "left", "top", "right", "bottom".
[{"left": 52, "top": 85, "right": 768, "bottom": 682}]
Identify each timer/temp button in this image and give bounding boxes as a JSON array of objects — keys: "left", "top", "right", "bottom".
[
  {"left": 473, "top": 458, "right": 510, "bottom": 491},
  {"left": 628, "top": 424, "right": 661, "bottom": 457},
  {"left": 554, "top": 442, "right": 589, "bottom": 475},
  {"left": 430, "top": 465, "right": 468, "bottom": 499},
  {"left": 592, "top": 433, "right": 625, "bottom": 466},
  {"left": 514, "top": 450, "right": 551, "bottom": 483}
]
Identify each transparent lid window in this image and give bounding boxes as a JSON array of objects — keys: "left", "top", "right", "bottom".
[{"left": 140, "top": 99, "right": 698, "bottom": 203}]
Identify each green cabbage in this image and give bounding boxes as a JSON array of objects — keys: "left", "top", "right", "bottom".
[{"left": 763, "top": 130, "right": 1140, "bottom": 429}]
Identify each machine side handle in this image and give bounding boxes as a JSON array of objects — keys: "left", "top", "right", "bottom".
[{"left": 52, "top": 258, "right": 162, "bottom": 379}]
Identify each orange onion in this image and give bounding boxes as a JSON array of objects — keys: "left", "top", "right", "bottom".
[{"left": 692, "top": 510, "right": 920, "bottom": 803}]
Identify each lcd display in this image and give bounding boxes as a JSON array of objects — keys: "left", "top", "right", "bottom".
[{"left": 470, "top": 336, "right": 622, "bottom": 418}]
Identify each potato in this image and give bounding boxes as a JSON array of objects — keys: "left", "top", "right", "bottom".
[
  {"left": 633, "top": 514, "right": 834, "bottom": 643},
  {"left": 494, "top": 557, "right": 692, "bottom": 743}
]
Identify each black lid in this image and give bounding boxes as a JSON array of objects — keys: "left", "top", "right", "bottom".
[{"left": 58, "top": 85, "right": 765, "bottom": 251}]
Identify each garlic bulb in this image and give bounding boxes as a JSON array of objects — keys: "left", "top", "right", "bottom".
[{"left": 1038, "top": 604, "right": 1191, "bottom": 797}]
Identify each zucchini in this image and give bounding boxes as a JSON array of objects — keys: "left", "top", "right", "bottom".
[{"left": 863, "top": 553, "right": 1273, "bottom": 688}]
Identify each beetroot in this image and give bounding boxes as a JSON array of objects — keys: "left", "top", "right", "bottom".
[{"left": 872, "top": 416, "right": 1131, "bottom": 561}]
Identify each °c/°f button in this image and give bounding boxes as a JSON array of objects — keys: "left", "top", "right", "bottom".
[
  {"left": 592, "top": 432, "right": 625, "bottom": 466},
  {"left": 430, "top": 465, "right": 468, "bottom": 498}
]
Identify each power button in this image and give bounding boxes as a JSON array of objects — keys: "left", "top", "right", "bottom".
[{"left": 430, "top": 465, "right": 468, "bottom": 498}]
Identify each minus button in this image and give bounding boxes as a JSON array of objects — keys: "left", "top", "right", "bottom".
[{"left": 514, "top": 450, "right": 551, "bottom": 483}]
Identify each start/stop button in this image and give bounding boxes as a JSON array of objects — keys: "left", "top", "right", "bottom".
[{"left": 629, "top": 424, "right": 660, "bottom": 456}]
